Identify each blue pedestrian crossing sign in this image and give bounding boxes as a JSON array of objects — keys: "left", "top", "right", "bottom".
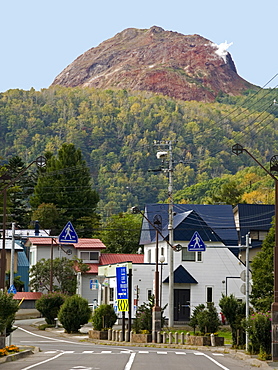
[
  {"left": 59, "top": 221, "right": 78, "bottom": 243},
  {"left": 8, "top": 284, "right": 17, "bottom": 294},
  {"left": 188, "top": 231, "right": 206, "bottom": 252}
]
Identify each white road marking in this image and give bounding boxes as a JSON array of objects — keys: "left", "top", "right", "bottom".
[
  {"left": 175, "top": 352, "right": 186, "bottom": 355},
  {"left": 138, "top": 351, "right": 149, "bottom": 353},
  {"left": 212, "top": 353, "right": 224, "bottom": 356},
  {"left": 157, "top": 351, "right": 167, "bottom": 354},
  {"left": 21, "top": 352, "right": 64, "bottom": 370},
  {"left": 18, "top": 326, "right": 91, "bottom": 346},
  {"left": 45, "top": 351, "right": 58, "bottom": 354},
  {"left": 101, "top": 350, "right": 112, "bottom": 353},
  {"left": 194, "top": 352, "right": 230, "bottom": 370},
  {"left": 83, "top": 351, "right": 95, "bottom": 354},
  {"left": 124, "top": 352, "right": 136, "bottom": 370}
]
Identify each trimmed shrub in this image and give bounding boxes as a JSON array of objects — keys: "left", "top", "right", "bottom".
[
  {"left": 91, "top": 304, "right": 117, "bottom": 331},
  {"left": 245, "top": 312, "right": 271, "bottom": 359},
  {"left": 58, "top": 295, "right": 91, "bottom": 333},
  {"left": 36, "top": 292, "right": 66, "bottom": 325},
  {"left": 189, "top": 302, "right": 220, "bottom": 335}
]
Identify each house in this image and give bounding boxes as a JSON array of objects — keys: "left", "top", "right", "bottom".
[
  {"left": 26, "top": 237, "right": 106, "bottom": 300},
  {"left": 234, "top": 204, "right": 275, "bottom": 263},
  {"left": 136, "top": 203, "right": 246, "bottom": 323}
]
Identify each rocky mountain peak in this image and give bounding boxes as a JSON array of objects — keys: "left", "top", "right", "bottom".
[{"left": 51, "top": 26, "right": 254, "bottom": 102}]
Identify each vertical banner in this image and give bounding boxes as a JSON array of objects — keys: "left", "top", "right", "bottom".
[{"left": 116, "top": 266, "right": 129, "bottom": 312}]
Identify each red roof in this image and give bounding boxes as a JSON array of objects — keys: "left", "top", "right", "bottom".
[
  {"left": 100, "top": 253, "right": 144, "bottom": 265},
  {"left": 13, "top": 292, "right": 43, "bottom": 300},
  {"left": 27, "top": 237, "right": 106, "bottom": 250},
  {"left": 86, "top": 263, "right": 100, "bottom": 274}
]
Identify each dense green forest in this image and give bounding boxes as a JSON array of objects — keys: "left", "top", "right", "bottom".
[{"left": 0, "top": 86, "right": 278, "bottom": 219}]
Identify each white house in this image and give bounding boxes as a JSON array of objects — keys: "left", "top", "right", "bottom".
[{"left": 98, "top": 204, "right": 247, "bottom": 324}]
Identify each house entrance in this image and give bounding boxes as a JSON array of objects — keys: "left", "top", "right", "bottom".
[{"left": 174, "top": 289, "right": 190, "bottom": 321}]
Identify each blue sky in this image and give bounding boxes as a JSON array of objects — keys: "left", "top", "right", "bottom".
[{"left": 1, "top": 0, "right": 277, "bottom": 92}]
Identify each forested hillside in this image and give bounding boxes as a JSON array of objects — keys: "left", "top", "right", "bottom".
[{"left": 0, "top": 86, "right": 278, "bottom": 218}]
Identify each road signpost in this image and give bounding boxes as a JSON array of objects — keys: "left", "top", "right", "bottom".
[
  {"left": 59, "top": 221, "right": 78, "bottom": 243},
  {"left": 188, "top": 231, "right": 206, "bottom": 252}
]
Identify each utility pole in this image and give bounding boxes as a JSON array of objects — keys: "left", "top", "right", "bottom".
[
  {"left": 246, "top": 233, "right": 250, "bottom": 351},
  {"left": 232, "top": 144, "right": 278, "bottom": 361},
  {"left": 154, "top": 140, "right": 175, "bottom": 327}
]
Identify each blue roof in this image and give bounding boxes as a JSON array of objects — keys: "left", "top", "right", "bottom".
[
  {"left": 163, "top": 265, "right": 198, "bottom": 284},
  {"left": 140, "top": 203, "right": 238, "bottom": 246},
  {"left": 235, "top": 204, "right": 275, "bottom": 247}
]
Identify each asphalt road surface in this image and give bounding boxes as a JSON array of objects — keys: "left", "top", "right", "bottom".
[{"left": 2, "top": 320, "right": 269, "bottom": 370}]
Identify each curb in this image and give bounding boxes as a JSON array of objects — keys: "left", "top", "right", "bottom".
[{"left": 0, "top": 346, "right": 39, "bottom": 364}]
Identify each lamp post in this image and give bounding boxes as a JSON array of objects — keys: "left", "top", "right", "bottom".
[
  {"left": 0, "top": 156, "right": 46, "bottom": 290},
  {"left": 131, "top": 206, "right": 181, "bottom": 342},
  {"left": 232, "top": 144, "right": 278, "bottom": 360}
]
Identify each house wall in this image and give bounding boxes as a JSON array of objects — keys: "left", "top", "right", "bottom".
[{"left": 29, "top": 244, "right": 76, "bottom": 267}]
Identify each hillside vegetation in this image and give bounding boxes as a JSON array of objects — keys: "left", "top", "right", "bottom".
[{"left": 0, "top": 86, "right": 278, "bottom": 217}]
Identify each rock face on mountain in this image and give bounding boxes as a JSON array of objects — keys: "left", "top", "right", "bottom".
[{"left": 51, "top": 26, "right": 254, "bottom": 102}]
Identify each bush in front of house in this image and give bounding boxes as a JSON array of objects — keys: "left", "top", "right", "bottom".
[
  {"left": 91, "top": 304, "right": 117, "bottom": 331},
  {"left": 189, "top": 302, "right": 220, "bottom": 335},
  {"left": 245, "top": 311, "right": 271, "bottom": 360},
  {"left": 36, "top": 292, "right": 66, "bottom": 325},
  {"left": 58, "top": 295, "right": 91, "bottom": 333}
]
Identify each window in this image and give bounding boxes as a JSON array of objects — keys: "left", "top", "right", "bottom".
[
  {"left": 206, "top": 287, "right": 213, "bottom": 303},
  {"left": 109, "top": 288, "right": 114, "bottom": 302},
  {"left": 182, "top": 247, "right": 202, "bottom": 262},
  {"left": 182, "top": 247, "right": 195, "bottom": 261},
  {"left": 250, "top": 230, "right": 268, "bottom": 241},
  {"left": 161, "top": 247, "right": 164, "bottom": 256},
  {"left": 80, "top": 251, "right": 99, "bottom": 261},
  {"left": 147, "top": 289, "right": 152, "bottom": 300}
]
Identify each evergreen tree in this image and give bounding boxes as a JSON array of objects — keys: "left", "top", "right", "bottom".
[
  {"left": 30, "top": 143, "right": 99, "bottom": 236},
  {"left": 250, "top": 226, "right": 275, "bottom": 312}
]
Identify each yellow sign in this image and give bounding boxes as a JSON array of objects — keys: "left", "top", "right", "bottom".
[{"left": 117, "top": 299, "right": 129, "bottom": 312}]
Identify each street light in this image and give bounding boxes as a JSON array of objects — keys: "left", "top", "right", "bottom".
[
  {"left": 232, "top": 143, "right": 278, "bottom": 361},
  {"left": 131, "top": 206, "right": 181, "bottom": 341},
  {"left": 0, "top": 156, "right": 46, "bottom": 290}
]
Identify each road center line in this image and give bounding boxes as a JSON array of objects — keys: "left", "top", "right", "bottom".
[
  {"left": 21, "top": 352, "right": 64, "bottom": 370},
  {"left": 124, "top": 352, "right": 136, "bottom": 370}
]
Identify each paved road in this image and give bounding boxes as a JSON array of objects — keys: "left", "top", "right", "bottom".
[{"left": 2, "top": 320, "right": 270, "bottom": 370}]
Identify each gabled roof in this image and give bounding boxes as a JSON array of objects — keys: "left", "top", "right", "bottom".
[
  {"left": 100, "top": 253, "right": 144, "bottom": 265},
  {"left": 140, "top": 203, "right": 237, "bottom": 246},
  {"left": 163, "top": 265, "right": 198, "bottom": 284},
  {"left": 26, "top": 237, "right": 106, "bottom": 250}
]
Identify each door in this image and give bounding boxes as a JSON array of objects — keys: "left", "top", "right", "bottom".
[{"left": 174, "top": 289, "right": 190, "bottom": 321}]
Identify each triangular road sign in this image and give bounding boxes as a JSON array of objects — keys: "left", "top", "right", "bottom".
[
  {"left": 8, "top": 284, "right": 17, "bottom": 294},
  {"left": 59, "top": 221, "right": 78, "bottom": 243},
  {"left": 188, "top": 231, "right": 206, "bottom": 251}
]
